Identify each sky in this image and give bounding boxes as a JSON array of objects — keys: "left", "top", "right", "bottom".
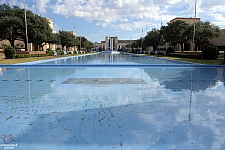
[{"left": 1, "top": 0, "right": 225, "bottom": 43}]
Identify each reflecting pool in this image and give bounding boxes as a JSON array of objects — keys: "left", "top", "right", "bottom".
[{"left": 0, "top": 53, "right": 225, "bottom": 149}]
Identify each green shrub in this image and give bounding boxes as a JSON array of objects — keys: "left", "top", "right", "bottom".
[
  {"left": 167, "top": 53, "right": 202, "bottom": 59},
  {"left": 4, "top": 46, "right": 16, "bottom": 59},
  {"left": 166, "top": 47, "right": 175, "bottom": 54},
  {"left": 15, "top": 54, "right": 46, "bottom": 58},
  {"left": 202, "top": 43, "right": 218, "bottom": 60},
  {"left": 46, "top": 49, "right": 54, "bottom": 56}
]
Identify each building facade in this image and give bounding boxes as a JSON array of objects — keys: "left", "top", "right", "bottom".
[
  {"left": 170, "top": 17, "right": 200, "bottom": 24},
  {"left": 96, "top": 36, "right": 134, "bottom": 51},
  {"left": 209, "top": 29, "right": 225, "bottom": 51}
]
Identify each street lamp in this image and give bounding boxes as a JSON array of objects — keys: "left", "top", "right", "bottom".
[
  {"left": 192, "top": 0, "right": 197, "bottom": 51},
  {"left": 74, "top": 25, "right": 76, "bottom": 51},
  {"left": 24, "top": 0, "right": 29, "bottom": 51},
  {"left": 130, "top": 36, "right": 132, "bottom": 51},
  {"left": 80, "top": 29, "right": 81, "bottom": 51}
]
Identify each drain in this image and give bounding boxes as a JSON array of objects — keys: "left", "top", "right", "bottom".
[{"left": 2, "top": 79, "right": 9, "bottom": 81}]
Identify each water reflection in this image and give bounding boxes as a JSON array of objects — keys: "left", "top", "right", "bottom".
[
  {"left": 144, "top": 68, "right": 225, "bottom": 92},
  {"left": 0, "top": 64, "right": 225, "bottom": 149},
  {"left": 38, "top": 53, "right": 191, "bottom": 65}
]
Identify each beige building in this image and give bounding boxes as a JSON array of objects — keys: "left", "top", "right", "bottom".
[
  {"left": 67, "top": 31, "right": 76, "bottom": 37},
  {"left": 96, "top": 36, "right": 134, "bottom": 51},
  {"left": 170, "top": 17, "right": 200, "bottom": 24},
  {"left": 209, "top": 29, "right": 225, "bottom": 51}
]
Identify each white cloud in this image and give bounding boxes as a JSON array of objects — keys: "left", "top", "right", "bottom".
[
  {"left": 47, "top": 0, "right": 165, "bottom": 30},
  {"left": 4, "top": 0, "right": 225, "bottom": 32},
  {"left": 35, "top": 0, "right": 50, "bottom": 13}
]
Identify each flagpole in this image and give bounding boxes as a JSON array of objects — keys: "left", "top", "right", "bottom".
[
  {"left": 24, "top": 0, "right": 29, "bottom": 51},
  {"left": 141, "top": 29, "right": 143, "bottom": 52},
  {"left": 192, "top": 0, "right": 197, "bottom": 51}
]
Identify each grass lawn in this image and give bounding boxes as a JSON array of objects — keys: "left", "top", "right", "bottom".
[{"left": 159, "top": 56, "right": 225, "bottom": 65}]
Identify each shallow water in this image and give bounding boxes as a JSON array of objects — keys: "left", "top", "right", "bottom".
[{"left": 0, "top": 53, "right": 225, "bottom": 149}]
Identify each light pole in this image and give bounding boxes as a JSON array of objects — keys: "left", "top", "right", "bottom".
[
  {"left": 192, "top": 0, "right": 197, "bottom": 51},
  {"left": 74, "top": 25, "right": 76, "bottom": 51},
  {"left": 130, "top": 36, "right": 132, "bottom": 51},
  {"left": 141, "top": 29, "right": 143, "bottom": 52},
  {"left": 80, "top": 29, "right": 81, "bottom": 51},
  {"left": 24, "top": 0, "right": 29, "bottom": 51}
]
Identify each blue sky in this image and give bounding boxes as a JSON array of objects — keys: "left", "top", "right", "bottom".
[{"left": 1, "top": 0, "right": 225, "bottom": 42}]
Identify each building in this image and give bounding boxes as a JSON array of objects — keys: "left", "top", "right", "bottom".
[
  {"left": 170, "top": 17, "right": 200, "bottom": 24},
  {"left": 67, "top": 31, "right": 76, "bottom": 37},
  {"left": 96, "top": 36, "right": 135, "bottom": 51},
  {"left": 209, "top": 29, "right": 225, "bottom": 51}
]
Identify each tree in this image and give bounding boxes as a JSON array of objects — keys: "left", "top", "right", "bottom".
[
  {"left": 27, "top": 14, "right": 55, "bottom": 51},
  {"left": 85, "top": 40, "right": 94, "bottom": 51},
  {"left": 131, "top": 40, "right": 139, "bottom": 52},
  {"left": 0, "top": 4, "right": 57, "bottom": 51},
  {"left": 46, "top": 33, "right": 57, "bottom": 49},
  {"left": 144, "top": 28, "right": 160, "bottom": 51},
  {"left": 79, "top": 36, "right": 94, "bottom": 51},
  {"left": 202, "top": 43, "right": 218, "bottom": 59},
  {"left": 58, "top": 31, "right": 76, "bottom": 50},
  {"left": 193, "top": 21, "right": 221, "bottom": 51},
  {"left": 0, "top": 5, "right": 24, "bottom": 47},
  {"left": 162, "top": 20, "right": 191, "bottom": 52}
]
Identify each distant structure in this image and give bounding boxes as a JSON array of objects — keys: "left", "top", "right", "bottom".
[
  {"left": 170, "top": 17, "right": 200, "bottom": 24},
  {"left": 209, "top": 29, "right": 225, "bottom": 51},
  {"left": 96, "top": 36, "right": 135, "bottom": 51},
  {"left": 66, "top": 31, "right": 76, "bottom": 37}
]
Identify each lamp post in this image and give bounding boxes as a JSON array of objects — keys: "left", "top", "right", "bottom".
[
  {"left": 130, "top": 36, "right": 132, "bottom": 52},
  {"left": 141, "top": 29, "right": 143, "bottom": 52},
  {"left": 74, "top": 25, "right": 76, "bottom": 51},
  {"left": 24, "top": 0, "right": 29, "bottom": 51},
  {"left": 80, "top": 29, "right": 81, "bottom": 51},
  {"left": 192, "top": 0, "right": 197, "bottom": 51}
]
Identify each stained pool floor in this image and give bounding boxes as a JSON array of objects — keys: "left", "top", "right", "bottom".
[{"left": 0, "top": 54, "right": 225, "bottom": 149}]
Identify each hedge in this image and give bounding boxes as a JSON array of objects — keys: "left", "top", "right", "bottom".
[
  {"left": 4, "top": 46, "right": 16, "bottom": 59},
  {"left": 202, "top": 43, "right": 218, "bottom": 60},
  {"left": 15, "top": 54, "right": 46, "bottom": 59},
  {"left": 167, "top": 53, "right": 202, "bottom": 59}
]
